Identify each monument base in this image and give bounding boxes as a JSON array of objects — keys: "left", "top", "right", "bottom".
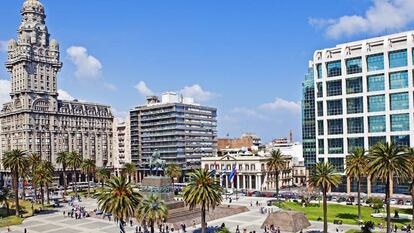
[{"left": 141, "top": 176, "right": 185, "bottom": 210}]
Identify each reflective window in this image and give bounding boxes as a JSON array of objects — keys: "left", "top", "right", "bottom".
[
  {"left": 328, "top": 119, "right": 343, "bottom": 135},
  {"left": 326, "top": 80, "right": 342, "bottom": 96},
  {"left": 346, "top": 77, "right": 362, "bottom": 94},
  {"left": 346, "top": 57, "right": 362, "bottom": 74},
  {"left": 317, "top": 101, "right": 323, "bottom": 116},
  {"left": 367, "top": 53, "right": 384, "bottom": 71},
  {"left": 389, "top": 71, "right": 408, "bottom": 89},
  {"left": 318, "top": 139, "right": 324, "bottom": 154},
  {"left": 391, "top": 113, "right": 409, "bottom": 132},
  {"left": 348, "top": 137, "right": 364, "bottom": 153},
  {"left": 347, "top": 117, "right": 364, "bottom": 134},
  {"left": 317, "top": 63, "right": 322, "bottom": 79},
  {"left": 327, "top": 60, "right": 342, "bottom": 77},
  {"left": 328, "top": 138, "right": 343, "bottom": 154},
  {"left": 347, "top": 97, "right": 363, "bottom": 114},
  {"left": 368, "top": 95, "right": 385, "bottom": 112},
  {"left": 369, "top": 136, "right": 386, "bottom": 147},
  {"left": 327, "top": 100, "right": 343, "bottom": 116},
  {"left": 317, "top": 82, "right": 323, "bottom": 98},
  {"left": 368, "top": 115, "right": 386, "bottom": 132},
  {"left": 318, "top": 120, "right": 324, "bottom": 136},
  {"left": 389, "top": 49, "right": 407, "bottom": 68},
  {"left": 391, "top": 135, "right": 410, "bottom": 147},
  {"left": 367, "top": 74, "right": 384, "bottom": 92},
  {"left": 390, "top": 92, "right": 409, "bottom": 110},
  {"left": 328, "top": 158, "right": 344, "bottom": 173}
]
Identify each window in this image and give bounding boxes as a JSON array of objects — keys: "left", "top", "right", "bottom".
[
  {"left": 318, "top": 139, "right": 324, "bottom": 154},
  {"left": 328, "top": 138, "right": 343, "bottom": 154},
  {"left": 328, "top": 119, "right": 343, "bottom": 135},
  {"left": 389, "top": 71, "right": 408, "bottom": 89},
  {"left": 391, "top": 113, "right": 409, "bottom": 132},
  {"left": 389, "top": 49, "right": 407, "bottom": 68},
  {"left": 391, "top": 135, "right": 410, "bottom": 147},
  {"left": 317, "top": 63, "right": 322, "bottom": 79},
  {"left": 346, "top": 57, "right": 362, "bottom": 74},
  {"left": 347, "top": 117, "right": 364, "bottom": 134},
  {"left": 347, "top": 97, "right": 363, "bottom": 114},
  {"left": 368, "top": 95, "right": 385, "bottom": 112},
  {"left": 367, "top": 74, "right": 385, "bottom": 92},
  {"left": 327, "top": 100, "right": 343, "bottom": 116},
  {"left": 368, "top": 115, "right": 386, "bottom": 133},
  {"left": 390, "top": 92, "right": 409, "bottom": 110},
  {"left": 367, "top": 53, "right": 384, "bottom": 71},
  {"left": 317, "top": 101, "right": 323, "bottom": 117},
  {"left": 327, "top": 60, "right": 342, "bottom": 77},
  {"left": 318, "top": 120, "right": 324, "bottom": 136},
  {"left": 326, "top": 80, "right": 342, "bottom": 96},
  {"left": 317, "top": 82, "right": 323, "bottom": 98},
  {"left": 346, "top": 77, "right": 362, "bottom": 94},
  {"left": 328, "top": 158, "right": 344, "bottom": 173},
  {"left": 369, "top": 136, "right": 386, "bottom": 147},
  {"left": 348, "top": 137, "right": 364, "bottom": 153}
]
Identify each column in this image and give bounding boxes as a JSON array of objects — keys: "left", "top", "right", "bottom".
[
  {"left": 225, "top": 175, "right": 229, "bottom": 189},
  {"left": 367, "top": 176, "right": 371, "bottom": 197},
  {"left": 249, "top": 175, "right": 252, "bottom": 190},
  {"left": 258, "top": 175, "right": 262, "bottom": 191},
  {"left": 237, "top": 175, "right": 240, "bottom": 190}
]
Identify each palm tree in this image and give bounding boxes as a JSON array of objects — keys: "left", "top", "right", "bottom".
[
  {"left": 406, "top": 147, "right": 414, "bottom": 225},
  {"left": 165, "top": 164, "right": 181, "bottom": 190},
  {"left": 308, "top": 162, "right": 341, "bottom": 233},
  {"left": 41, "top": 161, "right": 55, "bottom": 204},
  {"left": 266, "top": 149, "right": 290, "bottom": 203},
  {"left": 122, "top": 163, "right": 137, "bottom": 183},
  {"left": 81, "top": 159, "right": 96, "bottom": 197},
  {"left": 0, "top": 188, "right": 13, "bottom": 215},
  {"left": 95, "top": 176, "right": 142, "bottom": 232},
  {"left": 33, "top": 161, "right": 53, "bottom": 208},
  {"left": 345, "top": 148, "right": 368, "bottom": 222},
  {"left": 56, "top": 152, "right": 70, "bottom": 196},
  {"left": 67, "top": 152, "right": 83, "bottom": 196},
  {"left": 96, "top": 167, "right": 111, "bottom": 188},
  {"left": 2, "top": 149, "right": 28, "bottom": 216},
  {"left": 136, "top": 194, "right": 168, "bottom": 233},
  {"left": 368, "top": 142, "right": 411, "bottom": 233},
  {"left": 183, "top": 169, "right": 223, "bottom": 233},
  {"left": 28, "top": 153, "right": 42, "bottom": 202}
]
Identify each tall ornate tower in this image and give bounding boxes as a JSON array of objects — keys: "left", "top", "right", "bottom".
[{"left": 5, "top": 0, "right": 62, "bottom": 112}]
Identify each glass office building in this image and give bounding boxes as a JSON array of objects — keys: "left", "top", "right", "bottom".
[
  {"left": 302, "top": 63, "right": 317, "bottom": 168},
  {"left": 307, "top": 31, "right": 414, "bottom": 194}
]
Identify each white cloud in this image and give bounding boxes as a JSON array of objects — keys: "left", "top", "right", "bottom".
[
  {"left": 0, "top": 79, "right": 11, "bottom": 106},
  {"left": 103, "top": 82, "right": 117, "bottom": 91},
  {"left": 57, "top": 89, "right": 75, "bottom": 101},
  {"left": 260, "top": 98, "right": 301, "bottom": 113},
  {"left": 180, "top": 84, "right": 216, "bottom": 102},
  {"left": 67, "top": 46, "right": 102, "bottom": 79},
  {"left": 0, "top": 40, "right": 8, "bottom": 53},
  {"left": 310, "top": 0, "right": 414, "bottom": 39},
  {"left": 232, "top": 107, "right": 267, "bottom": 120},
  {"left": 112, "top": 108, "right": 129, "bottom": 122},
  {"left": 134, "top": 81, "right": 154, "bottom": 96}
]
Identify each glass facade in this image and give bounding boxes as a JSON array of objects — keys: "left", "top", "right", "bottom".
[
  {"left": 327, "top": 60, "right": 342, "bottom": 77},
  {"left": 346, "top": 77, "right": 362, "bottom": 94},
  {"left": 367, "top": 74, "right": 384, "bottom": 92},
  {"left": 389, "top": 71, "right": 408, "bottom": 90},
  {"left": 328, "top": 158, "right": 344, "bottom": 173},
  {"left": 347, "top": 97, "right": 363, "bottom": 114},
  {"left": 369, "top": 136, "right": 386, "bottom": 147},
  {"left": 391, "top": 135, "right": 410, "bottom": 147},
  {"left": 326, "top": 80, "right": 342, "bottom": 96},
  {"left": 317, "top": 63, "right": 322, "bottom": 79},
  {"left": 390, "top": 113, "right": 409, "bottom": 132},
  {"left": 318, "top": 120, "right": 324, "bottom": 136},
  {"left": 389, "top": 49, "right": 407, "bottom": 68},
  {"left": 348, "top": 137, "right": 364, "bottom": 153},
  {"left": 317, "top": 101, "right": 323, "bottom": 116},
  {"left": 327, "top": 99, "right": 343, "bottom": 116},
  {"left": 368, "top": 115, "right": 386, "bottom": 132},
  {"left": 346, "top": 57, "right": 362, "bottom": 74},
  {"left": 390, "top": 92, "right": 409, "bottom": 110},
  {"left": 318, "top": 139, "right": 324, "bottom": 154},
  {"left": 367, "top": 53, "right": 384, "bottom": 71},
  {"left": 328, "top": 119, "right": 343, "bottom": 135},
  {"left": 368, "top": 95, "right": 385, "bottom": 112},
  {"left": 347, "top": 117, "right": 364, "bottom": 134},
  {"left": 302, "top": 66, "right": 317, "bottom": 167},
  {"left": 317, "top": 82, "right": 323, "bottom": 98},
  {"left": 328, "top": 138, "right": 343, "bottom": 154}
]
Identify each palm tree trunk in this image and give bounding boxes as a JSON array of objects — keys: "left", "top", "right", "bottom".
[
  {"left": 40, "top": 184, "right": 45, "bottom": 209},
  {"left": 357, "top": 178, "right": 361, "bottom": 222},
  {"left": 385, "top": 175, "right": 391, "bottom": 233},
  {"left": 22, "top": 178, "right": 26, "bottom": 200},
  {"left": 411, "top": 180, "right": 414, "bottom": 226},
  {"left": 150, "top": 221, "right": 155, "bottom": 233},
  {"left": 73, "top": 169, "right": 78, "bottom": 197},
  {"left": 201, "top": 203, "right": 206, "bottom": 233},
  {"left": 275, "top": 170, "right": 280, "bottom": 205},
  {"left": 6, "top": 202, "right": 10, "bottom": 216},
  {"left": 87, "top": 174, "right": 90, "bottom": 198},
  {"left": 13, "top": 171, "right": 20, "bottom": 217},
  {"left": 46, "top": 183, "right": 50, "bottom": 204},
  {"left": 63, "top": 168, "right": 68, "bottom": 196},
  {"left": 33, "top": 181, "right": 38, "bottom": 203},
  {"left": 323, "top": 187, "right": 328, "bottom": 233}
]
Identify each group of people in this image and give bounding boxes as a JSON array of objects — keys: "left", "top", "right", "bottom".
[
  {"left": 63, "top": 199, "right": 90, "bottom": 219},
  {"left": 130, "top": 222, "right": 188, "bottom": 233}
]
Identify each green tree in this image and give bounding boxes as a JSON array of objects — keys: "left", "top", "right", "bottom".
[
  {"left": 136, "top": 194, "right": 168, "bottom": 233},
  {"left": 308, "top": 162, "right": 341, "bottom": 233},
  {"left": 96, "top": 167, "right": 111, "bottom": 188},
  {"left": 406, "top": 147, "right": 414, "bottom": 225},
  {"left": 81, "top": 159, "right": 96, "bottom": 197},
  {"left": 345, "top": 148, "right": 368, "bottom": 222},
  {"left": 0, "top": 188, "right": 13, "bottom": 215},
  {"left": 2, "top": 149, "right": 28, "bottom": 216},
  {"left": 122, "top": 163, "right": 136, "bottom": 183},
  {"left": 28, "top": 153, "right": 42, "bottom": 202},
  {"left": 95, "top": 176, "right": 142, "bottom": 232},
  {"left": 33, "top": 161, "right": 53, "bottom": 208},
  {"left": 183, "top": 169, "right": 223, "bottom": 233},
  {"left": 56, "top": 152, "right": 70, "bottom": 196},
  {"left": 165, "top": 164, "right": 181, "bottom": 190},
  {"left": 266, "top": 149, "right": 290, "bottom": 203},
  {"left": 67, "top": 152, "right": 83, "bottom": 196},
  {"left": 41, "top": 161, "right": 55, "bottom": 204},
  {"left": 368, "top": 142, "right": 411, "bottom": 233}
]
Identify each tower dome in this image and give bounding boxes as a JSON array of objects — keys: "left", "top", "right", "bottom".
[
  {"left": 22, "top": 0, "right": 45, "bottom": 15},
  {"left": 8, "top": 39, "right": 17, "bottom": 49},
  {"left": 50, "top": 39, "right": 59, "bottom": 50}
]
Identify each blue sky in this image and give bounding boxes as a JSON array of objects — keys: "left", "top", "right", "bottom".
[{"left": 1, "top": 0, "right": 414, "bottom": 142}]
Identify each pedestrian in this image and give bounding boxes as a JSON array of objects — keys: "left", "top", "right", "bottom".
[
  {"left": 24, "top": 228, "right": 27, "bottom": 233},
  {"left": 63, "top": 211, "right": 65, "bottom": 217},
  {"left": 236, "top": 225, "right": 240, "bottom": 233},
  {"left": 130, "top": 219, "right": 133, "bottom": 227}
]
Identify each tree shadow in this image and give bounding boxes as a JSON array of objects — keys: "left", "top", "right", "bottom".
[{"left": 335, "top": 213, "right": 358, "bottom": 220}]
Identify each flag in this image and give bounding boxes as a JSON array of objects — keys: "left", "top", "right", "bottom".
[
  {"left": 229, "top": 164, "right": 237, "bottom": 183},
  {"left": 210, "top": 161, "right": 217, "bottom": 177},
  {"left": 220, "top": 166, "right": 226, "bottom": 186}
]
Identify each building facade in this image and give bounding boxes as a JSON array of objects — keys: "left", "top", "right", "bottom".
[
  {"left": 112, "top": 118, "right": 131, "bottom": 176},
  {"left": 130, "top": 92, "right": 217, "bottom": 180},
  {"left": 0, "top": 0, "right": 113, "bottom": 174},
  {"left": 217, "top": 133, "right": 261, "bottom": 156},
  {"left": 310, "top": 30, "right": 414, "bottom": 194}
]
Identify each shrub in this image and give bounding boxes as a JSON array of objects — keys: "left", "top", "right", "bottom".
[{"left": 360, "top": 221, "right": 375, "bottom": 233}]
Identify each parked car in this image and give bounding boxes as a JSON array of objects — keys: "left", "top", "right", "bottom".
[
  {"left": 404, "top": 200, "right": 412, "bottom": 206},
  {"left": 390, "top": 199, "right": 397, "bottom": 205}
]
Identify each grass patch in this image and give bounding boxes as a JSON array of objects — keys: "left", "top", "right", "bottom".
[
  {"left": 280, "top": 202, "right": 411, "bottom": 228},
  {"left": 0, "top": 200, "right": 53, "bottom": 228}
]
